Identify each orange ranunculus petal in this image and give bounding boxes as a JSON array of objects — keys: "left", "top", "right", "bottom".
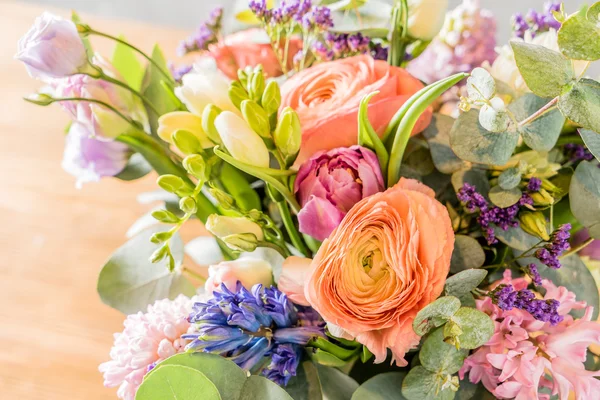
[{"left": 304, "top": 178, "right": 454, "bottom": 364}]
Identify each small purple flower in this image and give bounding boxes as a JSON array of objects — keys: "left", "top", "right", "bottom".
[
  {"left": 168, "top": 62, "right": 193, "bottom": 83},
  {"left": 524, "top": 263, "right": 542, "bottom": 286},
  {"left": 262, "top": 344, "right": 302, "bottom": 386},
  {"left": 511, "top": 1, "right": 561, "bottom": 39},
  {"left": 301, "top": 6, "right": 333, "bottom": 30},
  {"left": 564, "top": 143, "right": 595, "bottom": 163},
  {"left": 177, "top": 7, "right": 223, "bottom": 56},
  {"left": 295, "top": 146, "right": 385, "bottom": 241},
  {"left": 489, "top": 284, "right": 563, "bottom": 325},
  {"left": 249, "top": 0, "right": 268, "bottom": 18},
  {"left": 527, "top": 177, "right": 542, "bottom": 192},
  {"left": 535, "top": 224, "right": 571, "bottom": 269},
  {"left": 371, "top": 43, "right": 389, "bottom": 61}
]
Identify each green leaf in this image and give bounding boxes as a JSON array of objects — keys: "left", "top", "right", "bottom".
[
  {"left": 450, "top": 307, "right": 495, "bottom": 350},
  {"left": 510, "top": 41, "right": 574, "bottom": 98},
  {"left": 457, "top": 293, "right": 477, "bottom": 308},
  {"left": 329, "top": 0, "right": 391, "bottom": 36},
  {"left": 510, "top": 94, "right": 565, "bottom": 151},
  {"left": 558, "top": 7, "right": 600, "bottom": 61},
  {"left": 239, "top": 375, "right": 294, "bottom": 400},
  {"left": 559, "top": 79, "right": 600, "bottom": 133},
  {"left": 413, "top": 296, "right": 461, "bottom": 336},
  {"left": 142, "top": 45, "right": 178, "bottom": 132},
  {"left": 112, "top": 35, "right": 145, "bottom": 90},
  {"left": 115, "top": 153, "right": 153, "bottom": 181},
  {"left": 97, "top": 226, "right": 194, "bottom": 314},
  {"left": 494, "top": 225, "right": 541, "bottom": 251},
  {"left": 351, "top": 372, "right": 407, "bottom": 400},
  {"left": 402, "top": 366, "right": 456, "bottom": 400},
  {"left": 450, "top": 236, "right": 486, "bottom": 273},
  {"left": 466, "top": 68, "right": 496, "bottom": 102},
  {"left": 286, "top": 361, "right": 323, "bottom": 400},
  {"left": 420, "top": 328, "right": 468, "bottom": 374},
  {"left": 71, "top": 11, "right": 93, "bottom": 59},
  {"left": 423, "top": 114, "right": 468, "bottom": 174},
  {"left": 498, "top": 167, "right": 522, "bottom": 190},
  {"left": 445, "top": 270, "right": 488, "bottom": 299},
  {"left": 450, "top": 110, "right": 519, "bottom": 166},
  {"left": 148, "top": 353, "right": 246, "bottom": 400},
  {"left": 451, "top": 168, "right": 490, "bottom": 199},
  {"left": 489, "top": 186, "right": 522, "bottom": 208},
  {"left": 316, "top": 364, "right": 359, "bottom": 400},
  {"left": 135, "top": 365, "right": 221, "bottom": 400},
  {"left": 579, "top": 129, "right": 600, "bottom": 162},
  {"left": 570, "top": 161, "right": 600, "bottom": 231},
  {"left": 358, "top": 92, "right": 389, "bottom": 177},
  {"left": 308, "top": 349, "right": 351, "bottom": 367},
  {"left": 455, "top": 380, "right": 496, "bottom": 400}
]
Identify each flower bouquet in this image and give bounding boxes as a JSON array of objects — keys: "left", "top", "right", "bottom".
[{"left": 16, "top": 0, "right": 600, "bottom": 399}]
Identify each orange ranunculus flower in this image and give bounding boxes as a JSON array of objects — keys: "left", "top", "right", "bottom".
[
  {"left": 280, "top": 55, "right": 432, "bottom": 165},
  {"left": 303, "top": 178, "right": 454, "bottom": 365}
]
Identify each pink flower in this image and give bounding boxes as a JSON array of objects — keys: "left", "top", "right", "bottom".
[
  {"left": 279, "top": 256, "right": 312, "bottom": 306},
  {"left": 204, "top": 258, "right": 274, "bottom": 296},
  {"left": 16, "top": 12, "right": 90, "bottom": 81},
  {"left": 99, "top": 295, "right": 199, "bottom": 400},
  {"left": 294, "top": 146, "right": 385, "bottom": 241},
  {"left": 549, "top": 357, "right": 600, "bottom": 400}
]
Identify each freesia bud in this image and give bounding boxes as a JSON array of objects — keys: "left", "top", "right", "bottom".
[
  {"left": 214, "top": 111, "right": 270, "bottom": 168},
  {"left": 228, "top": 82, "right": 250, "bottom": 110},
  {"left": 182, "top": 154, "right": 207, "bottom": 180},
  {"left": 530, "top": 189, "right": 555, "bottom": 207},
  {"left": 201, "top": 104, "right": 222, "bottom": 144},
  {"left": 16, "top": 12, "right": 92, "bottom": 80},
  {"left": 407, "top": 0, "right": 449, "bottom": 41},
  {"left": 261, "top": 81, "right": 281, "bottom": 116},
  {"left": 250, "top": 68, "right": 265, "bottom": 101},
  {"left": 151, "top": 209, "right": 180, "bottom": 223},
  {"left": 179, "top": 196, "right": 197, "bottom": 214},
  {"left": 519, "top": 211, "right": 550, "bottom": 241},
  {"left": 24, "top": 93, "right": 54, "bottom": 106},
  {"left": 274, "top": 107, "right": 301, "bottom": 159},
  {"left": 157, "top": 112, "right": 214, "bottom": 148},
  {"left": 208, "top": 186, "right": 236, "bottom": 210},
  {"left": 172, "top": 129, "right": 201, "bottom": 155},
  {"left": 241, "top": 100, "right": 271, "bottom": 141},
  {"left": 150, "top": 244, "right": 169, "bottom": 263},
  {"left": 222, "top": 233, "right": 259, "bottom": 252},
  {"left": 206, "top": 214, "right": 264, "bottom": 241},
  {"left": 157, "top": 174, "right": 185, "bottom": 193}
]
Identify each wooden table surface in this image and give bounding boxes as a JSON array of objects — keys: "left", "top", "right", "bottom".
[{"left": 0, "top": 2, "right": 194, "bottom": 398}]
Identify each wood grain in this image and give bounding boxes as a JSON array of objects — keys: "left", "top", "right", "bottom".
[{"left": 0, "top": 2, "right": 198, "bottom": 398}]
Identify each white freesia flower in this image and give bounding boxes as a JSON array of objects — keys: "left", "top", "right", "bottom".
[
  {"left": 205, "top": 215, "right": 264, "bottom": 240},
  {"left": 407, "top": 0, "right": 449, "bottom": 41},
  {"left": 214, "top": 111, "right": 270, "bottom": 168},
  {"left": 174, "top": 70, "right": 238, "bottom": 117}
]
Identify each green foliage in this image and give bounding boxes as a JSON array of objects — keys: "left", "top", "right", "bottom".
[
  {"left": 423, "top": 114, "right": 468, "bottom": 174},
  {"left": 112, "top": 35, "right": 145, "bottom": 90},
  {"left": 558, "top": 3, "right": 600, "bottom": 61},
  {"left": 402, "top": 366, "right": 456, "bottom": 400},
  {"left": 358, "top": 92, "right": 389, "bottom": 177},
  {"left": 287, "top": 361, "right": 359, "bottom": 400},
  {"left": 579, "top": 129, "right": 600, "bottom": 162},
  {"left": 450, "top": 236, "right": 486, "bottom": 273},
  {"left": 449, "top": 307, "right": 495, "bottom": 350},
  {"left": 570, "top": 161, "right": 600, "bottom": 237},
  {"left": 451, "top": 168, "right": 490, "bottom": 199},
  {"left": 413, "top": 296, "right": 461, "bottom": 336},
  {"left": 420, "top": 328, "right": 468, "bottom": 375},
  {"left": 510, "top": 41, "right": 574, "bottom": 97},
  {"left": 444, "top": 270, "right": 487, "bottom": 299},
  {"left": 351, "top": 372, "right": 407, "bottom": 400},
  {"left": 493, "top": 225, "right": 541, "bottom": 251},
  {"left": 450, "top": 110, "right": 519, "bottom": 166},
  {"left": 510, "top": 94, "right": 565, "bottom": 151},
  {"left": 489, "top": 186, "right": 522, "bottom": 208},
  {"left": 115, "top": 153, "right": 153, "bottom": 181},
  {"left": 498, "top": 167, "right": 522, "bottom": 190},
  {"left": 142, "top": 45, "right": 179, "bottom": 132},
  {"left": 559, "top": 79, "right": 600, "bottom": 133},
  {"left": 97, "top": 226, "right": 194, "bottom": 314},
  {"left": 135, "top": 365, "right": 221, "bottom": 400}
]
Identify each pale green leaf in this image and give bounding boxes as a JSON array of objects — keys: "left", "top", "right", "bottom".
[
  {"left": 420, "top": 328, "right": 468, "bottom": 375},
  {"left": 450, "top": 307, "right": 495, "bottom": 350},
  {"left": 558, "top": 7, "right": 600, "bottom": 61},
  {"left": 351, "top": 372, "right": 407, "bottom": 400},
  {"left": 316, "top": 364, "right": 359, "bottom": 400},
  {"left": 238, "top": 375, "right": 294, "bottom": 400},
  {"left": 142, "top": 45, "right": 178, "bottom": 132},
  {"left": 489, "top": 186, "right": 523, "bottom": 208},
  {"left": 498, "top": 167, "right": 522, "bottom": 190},
  {"left": 115, "top": 153, "right": 153, "bottom": 181},
  {"left": 135, "top": 365, "right": 221, "bottom": 400},
  {"left": 112, "top": 35, "right": 145, "bottom": 90},
  {"left": 494, "top": 225, "right": 541, "bottom": 251},
  {"left": 510, "top": 94, "right": 565, "bottom": 151},
  {"left": 579, "top": 129, "right": 600, "bottom": 162},
  {"left": 445, "top": 270, "right": 487, "bottom": 299},
  {"left": 466, "top": 68, "right": 496, "bottom": 102},
  {"left": 559, "top": 79, "right": 600, "bottom": 133},
  {"left": 569, "top": 160, "right": 600, "bottom": 231},
  {"left": 402, "top": 366, "right": 455, "bottom": 400},
  {"left": 423, "top": 114, "right": 468, "bottom": 174},
  {"left": 413, "top": 296, "right": 461, "bottom": 336},
  {"left": 286, "top": 361, "right": 323, "bottom": 400},
  {"left": 450, "top": 235, "right": 486, "bottom": 273}
]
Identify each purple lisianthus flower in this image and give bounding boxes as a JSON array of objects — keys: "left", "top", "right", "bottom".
[
  {"left": 62, "top": 123, "right": 130, "bottom": 187},
  {"left": 294, "top": 146, "right": 385, "bottom": 241},
  {"left": 16, "top": 12, "right": 91, "bottom": 81}
]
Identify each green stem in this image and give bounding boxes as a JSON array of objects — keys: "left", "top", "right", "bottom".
[
  {"left": 183, "top": 266, "right": 207, "bottom": 282},
  {"left": 277, "top": 201, "right": 310, "bottom": 257},
  {"left": 258, "top": 241, "right": 291, "bottom": 258},
  {"left": 561, "top": 237, "right": 595, "bottom": 259},
  {"left": 88, "top": 29, "right": 175, "bottom": 84},
  {"left": 98, "top": 73, "right": 161, "bottom": 116},
  {"left": 518, "top": 97, "right": 559, "bottom": 128}
]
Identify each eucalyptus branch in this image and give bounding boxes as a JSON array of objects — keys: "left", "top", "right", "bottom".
[{"left": 518, "top": 97, "right": 559, "bottom": 128}]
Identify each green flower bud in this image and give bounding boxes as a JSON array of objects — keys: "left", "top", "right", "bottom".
[
  {"left": 237, "top": 68, "right": 249, "bottom": 88},
  {"left": 261, "top": 81, "right": 281, "bottom": 116},
  {"left": 208, "top": 187, "right": 236, "bottom": 210},
  {"left": 519, "top": 211, "right": 550, "bottom": 241},
  {"left": 530, "top": 189, "right": 555, "bottom": 207},
  {"left": 179, "top": 196, "right": 197, "bottom": 214},
  {"left": 24, "top": 93, "right": 54, "bottom": 106},
  {"left": 157, "top": 175, "right": 185, "bottom": 193},
  {"left": 150, "top": 244, "right": 169, "bottom": 263},
  {"left": 206, "top": 214, "right": 264, "bottom": 241},
  {"left": 229, "top": 81, "right": 250, "bottom": 110},
  {"left": 172, "top": 129, "right": 201, "bottom": 155},
  {"left": 202, "top": 104, "right": 222, "bottom": 144},
  {"left": 250, "top": 68, "right": 265, "bottom": 101},
  {"left": 150, "top": 231, "right": 173, "bottom": 244},
  {"left": 222, "top": 233, "right": 259, "bottom": 252},
  {"left": 241, "top": 100, "right": 271, "bottom": 141},
  {"left": 182, "top": 154, "right": 207, "bottom": 180},
  {"left": 274, "top": 107, "right": 302, "bottom": 159},
  {"left": 151, "top": 209, "right": 180, "bottom": 224}
]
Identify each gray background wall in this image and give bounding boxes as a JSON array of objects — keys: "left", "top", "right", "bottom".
[{"left": 19, "top": 0, "right": 588, "bottom": 42}]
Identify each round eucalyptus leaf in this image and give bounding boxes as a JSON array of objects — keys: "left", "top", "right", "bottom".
[
  {"left": 450, "top": 307, "right": 495, "bottom": 350},
  {"left": 451, "top": 168, "right": 490, "bottom": 199},
  {"left": 579, "top": 129, "right": 600, "bottom": 162},
  {"left": 286, "top": 361, "right": 323, "bottom": 400},
  {"left": 570, "top": 161, "right": 600, "bottom": 231},
  {"left": 558, "top": 10, "right": 600, "bottom": 61},
  {"left": 559, "top": 79, "right": 600, "bottom": 133},
  {"left": 498, "top": 168, "right": 522, "bottom": 190},
  {"left": 351, "top": 372, "right": 407, "bottom": 400},
  {"left": 479, "top": 102, "right": 510, "bottom": 133},
  {"left": 316, "top": 364, "right": 359, "bottom": 400},
  {"left": 135, "top": 365, "right": 221, "bottom": 400},
  {"left": 510, "top": 94, "right": 565, "bottom": 152},
  {"left": 489, "top": 186, "right": 523, "bottom": 208},
  {"left": 238, "top": 375, "right": 294, "bottom": 400},
  {"left": 445, "top": 269, "right": 488, "bottom": 299},
  {"left": 413, "top": 296, "right": 461, "bottom": 336},
  {"left": 450, "top": 235, "right": 486, "bottom": 273},
  {"left": 450, "top": 110, "right": 519, "bottom": 166},
  {"left": 466, "top": 68, "right": 495, "bottom": 101},
  {"left": 420, "top": 328, "right": 468, "bottom": 375},
  {"left": 423, "top": 114, "right": 468, "bottom": 174},
  {"left": 402, "top": 366, "right": 456, "bottom": 400},
  {"left": 494, "top": 225, "right": 541, "bottom": 251}
]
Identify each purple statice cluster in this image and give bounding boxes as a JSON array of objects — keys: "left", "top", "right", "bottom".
[
  {"left": 564, "top": 143, "right": 595, "bottom": 163},
  {"left": 527, "top": 177, "right": 542, "bottom": 192},
  {"left": 489, "top": 284, "right": 563, "bottom": 325},
  {"left": 250, "top": 0, "right": 332, "bottom": 30},
  {"left": 534, "top": 223, "right": 571, "bottom": 270},
  {"left": 524, "top": 263, "right": 542, "bottom": 286},
  {"left": 183, "top": 282, "right": 325, "bottom": 386},
  {"left": 312, "top": 32, "right": 371, "bottom": 61},
  {"left": 177, "top": 7, "right": 223, "bottom": 56},
  {"left": 168, "top": 62, "right": 193, "bottom": 83},
  {"left": 457, "top": 183, "right": 533, "bottom": 245},
  {"left": 512, "top": 1, "right": 561, "bottom": 39}
]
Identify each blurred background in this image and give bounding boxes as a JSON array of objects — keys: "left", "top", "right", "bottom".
[{"left": 0, "top": 0, "right": 590, "bottom": 399}]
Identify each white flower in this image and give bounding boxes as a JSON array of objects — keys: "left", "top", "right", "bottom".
[
  {"left": 407, "top": 0, "right": 449, "bottom": 41},
  {"left": 205, "top": 215, "right": 264, "bottom": 240},
  {"left": 174, "top": 70, "right": 238, "bottom": 117},
  {"left": 214, "top": 111, "right": 270, "bottom": 168},
  {"left": 205, "top": 258, "right": 274, "bottom": 294}
]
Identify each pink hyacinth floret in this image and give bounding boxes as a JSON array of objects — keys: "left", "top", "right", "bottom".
[
  {"left": 98, "top": 295, "right": 199, "bottom": 400},
  {"left": 460, "top": 270, "right": 600, "bottom": 400}
]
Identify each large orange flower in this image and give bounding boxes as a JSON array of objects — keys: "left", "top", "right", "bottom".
[
  {"left": 303, "top": 178, "right": 454, "bottom": 365},
  {"left": 280, "top": 55, "right": 431, "bottom": 165}
]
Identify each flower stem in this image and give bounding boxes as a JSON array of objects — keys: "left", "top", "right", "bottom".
[
  {"left": 561, "top": 237, "right": 595, "bottom": 259},
  {"left": 98, "top": 73, "right": 162, "bottom": 116},
  {"left": 87, "top": 29, "right": 175, "bottom": 84},
  {"left": 258, "top": 241, "right": 291, "bottom": 258},
  {"left": 518, "top": 97, "right": 559, "bottom": 128},
  {"left": 183, "top": 266, "right": 207, "bottom": 283},
  {"left": 277, "top": 201, "right": 310, "bottom": 257}
]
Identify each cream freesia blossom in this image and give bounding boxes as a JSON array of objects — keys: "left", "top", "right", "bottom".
[
  {"left": 407, "top": 0, "right": 449, "bottom": 41},
  {"left": 214, "top": 111, "right": 270, "bottom": 168},
  {"left": 174, "top": 71, "right": 238, "bottom": 117},
  {"left": 157, "top": 111, "right": 213, "bottom": 148},
  {"left": 205, "top": 258, "right": 274, "bottom": 295},
  {"left": 205, "top": 215, "right": 264, "bottom": 241}
]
